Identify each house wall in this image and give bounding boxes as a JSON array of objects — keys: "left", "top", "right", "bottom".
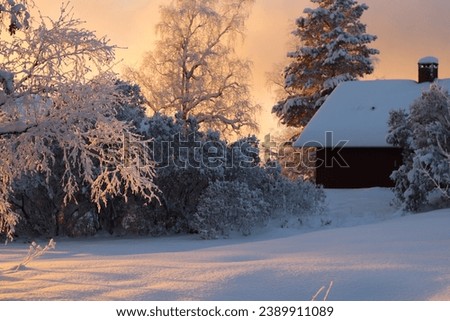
[{"left": 315, "top": 147, "right": 403, "bottom": 188}]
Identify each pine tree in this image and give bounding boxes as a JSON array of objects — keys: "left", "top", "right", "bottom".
[{"left": 272, "top": 0, "right": 379, "bottom": 127}]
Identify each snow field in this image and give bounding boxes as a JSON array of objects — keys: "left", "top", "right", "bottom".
[{"left": 1, "top": 188, "right": 449, "bottom": 300}]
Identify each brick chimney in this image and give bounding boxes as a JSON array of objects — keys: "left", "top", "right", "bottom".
[{"left": 418, "top": 56, "right": 439, "bottom": 83}]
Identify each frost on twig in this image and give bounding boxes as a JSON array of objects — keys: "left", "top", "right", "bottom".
[{"left": 13, "top": 238, "right": 56, "bottom": 271}]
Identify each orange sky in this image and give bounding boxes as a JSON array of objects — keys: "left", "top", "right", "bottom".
[{"left": 35, "top": 0, "right": 450, "bottom": 136}]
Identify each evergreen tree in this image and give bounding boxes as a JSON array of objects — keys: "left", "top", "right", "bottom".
[{"left": 273, "top": 0, "right": 379, "bottom": 127}]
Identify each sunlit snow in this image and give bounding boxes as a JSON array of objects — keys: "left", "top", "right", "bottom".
[{"left": 1, "top": 188, "right": 449, "bottom": 301}]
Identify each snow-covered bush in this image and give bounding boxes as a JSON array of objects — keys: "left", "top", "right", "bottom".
[
  {"left": 138, "top": 113, "right": 326, "bottom": 238},
  {"left": 267, "top": 178, "right": 326, "bottom": 222},
  {"left": 140, "top": 116, "right": 262, "bottom": 237},
  {"left": 114, "top": 80, "right": 147, "bottom": 128},
  {"left": 125, "top": 113, "right": 222, "bottom": 235},
  {"left": 388, "top": 84, "right": 450, "bottom": 211},
  {"left": 192, "top": 168, "right": 325, "bottom": 239},
  {"left": 193, "top": 181, "right": 270, "bottom": 239}
]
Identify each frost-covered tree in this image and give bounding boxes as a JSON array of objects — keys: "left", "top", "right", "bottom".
[
  {"left": 125, "top": 0, "right": 259, "bottom": 137},
  {"left": 0, "top": 5, "right": 158, "bottom": 239},
  {"left": 388, "top": 84, "right": 450, "bottom": 211},
  {"left": 272, "top": 0, "right": 379, "bottom": 127}
]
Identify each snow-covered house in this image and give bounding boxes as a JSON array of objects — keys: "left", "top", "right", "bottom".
[{"left": 294, "top": 57, "right": 450, "bottom": 188}]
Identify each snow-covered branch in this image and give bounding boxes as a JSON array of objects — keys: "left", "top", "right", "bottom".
[{"left": 0, "top": 3, "right": 116, "bottom": 96}]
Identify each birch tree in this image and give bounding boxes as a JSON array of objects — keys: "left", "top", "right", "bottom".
[{"left": 126, "top": 0, "right": 259, "bottom": 137}]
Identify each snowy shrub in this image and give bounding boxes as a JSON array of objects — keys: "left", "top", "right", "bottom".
[
  {"left": 225, "top": 135, "right": 262, "bottom": 183},
  {"left": 9, "top": 80, "right": 152, "bottom": 238},
  {"left": 140, "top": 113, "right": 225, "bottom": 234},
  {"left": 187, "top": 134, "right": 326, "bottom": 239},
  {"left": 255, "top": 159, "right": 325, "bottom": 216},
  {"left": 268, "top": 178, "right": 326, "bottom": 221},
  {"left": 11, "top": 169, "right": 99, "bottom": 238},
  {"left": 388, "top": 84, "right": 450, "bottom": 211},
  {"left": 192, "top": 181, "right": 270, "bottom": 239},
  {"left": 192, "top": 160, "right": 326, "bottom": 239},
  {"left": 10, "top": 175, "right": 57, "bottom": 237}
]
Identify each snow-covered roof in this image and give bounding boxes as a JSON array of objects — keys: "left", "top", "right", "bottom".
[
  {"left": 419, "top": 56, "right": 439, "bottom": 64},
  {"left": 294, "top": 78, "right": 450, "bottom": 148}
]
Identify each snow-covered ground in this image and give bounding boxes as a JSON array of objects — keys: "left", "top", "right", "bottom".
[{"left": 1, "top": 188, "right": 450, "bottom": 301}]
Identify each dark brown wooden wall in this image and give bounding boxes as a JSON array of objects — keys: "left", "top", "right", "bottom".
[{"left": 315, "top": 148, "right": 403, "bottom": 188}]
